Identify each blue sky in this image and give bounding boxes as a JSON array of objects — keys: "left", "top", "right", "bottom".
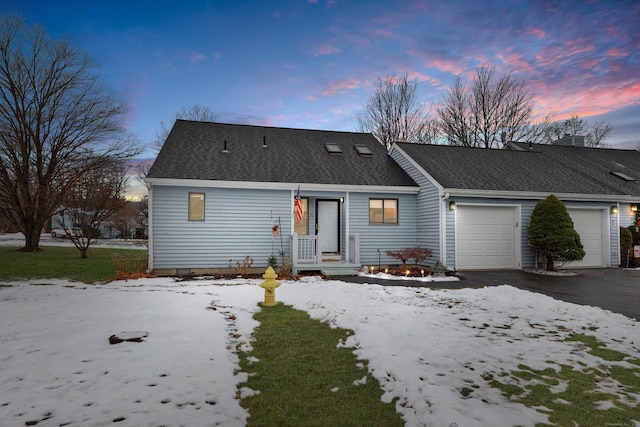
[{"left": 5, "top": 0, "right": 640, "bottom": 162}]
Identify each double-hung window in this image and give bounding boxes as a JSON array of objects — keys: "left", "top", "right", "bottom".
[{"left": 369, "top": 199, "right": 398, "bottom": 224}]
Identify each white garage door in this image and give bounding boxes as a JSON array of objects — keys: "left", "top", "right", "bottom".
[
  {"left": 456, "top": 206, "right": 517, "bottom": 269},
  {"left": 566, "top": 209, "right": 606, "bottom": 268}
]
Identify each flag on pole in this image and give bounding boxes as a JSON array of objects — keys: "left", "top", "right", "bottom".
[{"left": 294, "top": 186, "right": 303, "bottom": 224}]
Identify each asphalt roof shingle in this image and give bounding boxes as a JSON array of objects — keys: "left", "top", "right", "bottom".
[
  {"left": 147, "top": 120, "right": 417, "bottom": 187},
  {"left": 395, "top": 142, "right": 640, "bottom": 197}
]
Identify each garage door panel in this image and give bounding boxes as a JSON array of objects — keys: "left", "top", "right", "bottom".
[
  {"left": 457, "top": 206, "right": 516, "bottom": 270},
  {"left": 566, "top": 209, "right": 605, "bottom": 268}
]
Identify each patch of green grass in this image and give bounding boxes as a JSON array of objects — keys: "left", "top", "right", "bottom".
[
  {"left": 238, "top": 303, "right": 403, "bottom": 427},
  {"left": 0, "top": 245, "right": 147, "bottom": 283},
  {"left": 487, "top": 335, "right": 640, "bottom": 426},
  {"left": 566, "top": 333, "right": 629, "bottom": 362}
]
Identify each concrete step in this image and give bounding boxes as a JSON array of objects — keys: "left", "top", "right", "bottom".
[{"left": 320, "top": 267, "right": 360, "bottom": 276}]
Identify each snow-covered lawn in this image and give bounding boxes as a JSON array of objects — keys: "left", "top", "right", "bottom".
[{"left": 1, "top": 277, "right": 638, "bottom": 427}]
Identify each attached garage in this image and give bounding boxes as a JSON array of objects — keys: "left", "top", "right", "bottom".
[
  {"left": 455, "top": 205, "right": 519, "bottom": 270},
  {"left": 566, "top": 208, "right": 608, "bottom": 268}
]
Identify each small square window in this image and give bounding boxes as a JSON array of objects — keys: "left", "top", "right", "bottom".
[
  {"left": 369, "top": 199, "right": 398, "bottom": 224},
  {"left": 189, "top": 192, "right": 205, "bottom": 221}
]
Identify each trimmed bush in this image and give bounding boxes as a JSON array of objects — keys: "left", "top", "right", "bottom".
[
  {"left": 528, "top": 194, "right": 585, "bottom": 271},
  {"left": 620, "top": 227, "right": 633, "bottom": 267}
]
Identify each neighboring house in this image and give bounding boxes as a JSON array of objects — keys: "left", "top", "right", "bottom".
[
  {"left": 50, "top": 210, "right": 121, "bottom": 239},
  {"left": 145, "top": 120, "right": 419, "bottom": 275},
  {"left": 389, "top": 136, "right": 640, "bottom": 270}
]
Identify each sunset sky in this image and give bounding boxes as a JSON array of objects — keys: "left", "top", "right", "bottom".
[{"left": 5, "top": 0, "right": 640, "bottom": 162}]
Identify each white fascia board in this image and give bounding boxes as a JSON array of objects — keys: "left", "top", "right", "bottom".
[
  {"left": 145, "top": 178, "right": 420, "bottom": 194},
  {"left": 444, "top": 188, "right": 637, "bottom": 202}
]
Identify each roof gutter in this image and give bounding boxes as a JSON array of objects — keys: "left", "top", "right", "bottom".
[
  {"left": 444, "top": 188, "right": 639, "bottom": 203},
  {"left": 145, "top": 178, "right": 420, "bottom": 194}
]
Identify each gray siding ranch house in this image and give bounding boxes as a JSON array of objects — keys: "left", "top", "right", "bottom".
[{"left": 146, "top": 122, "right": 640, "bottom": 275}]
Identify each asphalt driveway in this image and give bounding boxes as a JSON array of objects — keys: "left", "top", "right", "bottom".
[{"left": 340, "top": 268, "right": 640, "bottom": 320}]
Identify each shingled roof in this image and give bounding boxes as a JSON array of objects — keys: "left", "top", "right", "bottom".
[
  {"left": 147, "top": 120, "right": 417, "bottom": 188},
  {"left": 395, "top": 142, "right": 640, "bottom": 198}
]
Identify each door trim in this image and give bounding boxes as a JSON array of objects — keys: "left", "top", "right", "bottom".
[{"left": 316, "top": 199, "right": 341, "bottom": 255}]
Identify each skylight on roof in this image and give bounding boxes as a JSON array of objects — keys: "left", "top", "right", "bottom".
[
  {"left": 610, "top": 171, "right": 636, "bottom": 182},
  {"left": 354, "top": 144, "right": 373, "bottom": 157},
  {"left": 325, "top": 142, "right": 342, "bottom": 155}
]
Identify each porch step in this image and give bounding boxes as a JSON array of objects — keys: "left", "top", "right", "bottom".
[{"left": 320, "top": 267, "right": 360, "bottom": 277}]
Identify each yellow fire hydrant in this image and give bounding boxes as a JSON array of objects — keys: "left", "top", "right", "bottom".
[{"left": 260, "top": 266, "right": 281, "bottom": 306}]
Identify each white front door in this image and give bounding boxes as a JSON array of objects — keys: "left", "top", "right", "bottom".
[{"left": 317, "top": 200, "right": 340, "bottom": 254}]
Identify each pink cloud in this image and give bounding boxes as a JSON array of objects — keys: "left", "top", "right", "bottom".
[
  {"left": 496, "top": 52, "right": 535, "bottom": 75},
  {"left": 533, "top": 77, "right": 640, "bottom": 122},
  {"left": 189, "top": 53, "right": 205, "bottom": 63},
  {"left": 527, "top": 28, "right": 547, "bottom": 39},
  {"left": 406, "top": 48, "right": 464, "bottom": 75},
  {"left": 578, "top": 58, "right": 600, "bottom": 69},
  {"left": 606, "top": 47, "right": 628, "bottom": 58},
  {"left": 403, "top": 70, "right": 440, "bottom": 87},
  {"left": 311, "top": 43, "right": 342, "bottom": 57},
  {"left": 321, "top": 77, "right": 362, "bottom": 96},
  {"left": 373, "top": 28, "right": 392, "bottom": 37}
]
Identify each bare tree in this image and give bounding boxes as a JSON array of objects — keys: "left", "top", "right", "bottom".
[
  {"left": 55, "top": 158, "right": 128, "bottom": 258},
  {"left": 0, "top": 14, "right": 139, "bottom": 252},
  {"left": 438, "top": 76, "right": 472, "bottom": 146},
  {"left": 586, "top": 120, "right": 613, "bottom": 148},
  {"left": 153, "top": 104, "right": 218, "bottom": 152},
  {"left": 356, "top": 74, "right": 436, "bottom": 149},
  {"left": 545, "top": 114, "right": 613, "bottom": 148},
  {"left": 438, "top": 65, "right": 542, "bottom": 148}
]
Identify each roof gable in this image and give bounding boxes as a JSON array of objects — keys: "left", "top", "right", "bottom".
[{"left": 148, "top": 121, "right": 417, "bottom": 187}]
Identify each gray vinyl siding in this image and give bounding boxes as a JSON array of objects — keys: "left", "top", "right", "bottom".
[
  {"left": 151, "top": 185, "right": 419, "bottom": 270},
  {"left": 389, "top": 149, "right": 442, "bottom": 264},
  {"left": 348, "top": 192, "right": 418, "bottom": 267},
  {"left": 152, "top": 185, "right": 292, "bottom": 269}
]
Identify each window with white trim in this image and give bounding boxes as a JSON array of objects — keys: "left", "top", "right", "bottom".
[{"left": 369, "top": 199, "right": 398, "bottom": 224}]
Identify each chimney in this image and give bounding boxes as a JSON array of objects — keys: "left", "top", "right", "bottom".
[
  {"left": 263, "top": 135, "right": 267, "bottom": 148},
  {"left": 222, "top": 140, "right": 229, "bottom": 153},
  {"left": 552, "top": 135, "right": 585, "bottom": 147}
]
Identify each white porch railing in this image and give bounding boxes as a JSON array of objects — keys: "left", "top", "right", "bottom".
[
  {"left": 290, "top": 232, "right": 360, "bottom": 266},
  {"left": 291, "top": 233, "right": 320, "bottom": 264}
]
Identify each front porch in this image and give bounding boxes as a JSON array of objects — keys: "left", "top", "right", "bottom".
[{"left": 290, "top": 233, "right": 361, "bottom": 276}]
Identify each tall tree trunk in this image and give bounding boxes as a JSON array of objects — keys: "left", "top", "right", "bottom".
[
  {"left": 546, "top": 256, "right": 555, "bottom": 271},
  {"left": 20, "top": 221, "right": 43, "bottom": 252}
]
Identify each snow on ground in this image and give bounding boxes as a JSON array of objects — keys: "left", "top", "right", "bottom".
[
  {"left": 1, "top": 276, "right": 638, "bottom": 427},
  {"left": 0, "top": 232, "right": 147, "bottom": 250}
]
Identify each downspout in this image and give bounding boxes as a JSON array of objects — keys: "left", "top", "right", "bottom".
[
  {"left": 146, "top": 183, "right": 153, "bottom": 273},
  {"left": 440, "top": 191, "right": 449, "bottom": 267},
  {"left": 344, "top": 192, "right": 349, "bottom": 262}
]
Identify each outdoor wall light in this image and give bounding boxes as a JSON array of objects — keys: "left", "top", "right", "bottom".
[
  {"left": 632, "top": 204, "right": 638, "bottom": 212},
  {"left": 611, "top": 206, "right": 619, "bottom": 214},
  {"left": 449, "top": 201, "right": 457, "bottom": 211}
]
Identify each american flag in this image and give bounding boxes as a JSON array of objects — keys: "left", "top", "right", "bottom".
[{"left": 294, "top": 186, "right": 303, "bottom": 224}]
